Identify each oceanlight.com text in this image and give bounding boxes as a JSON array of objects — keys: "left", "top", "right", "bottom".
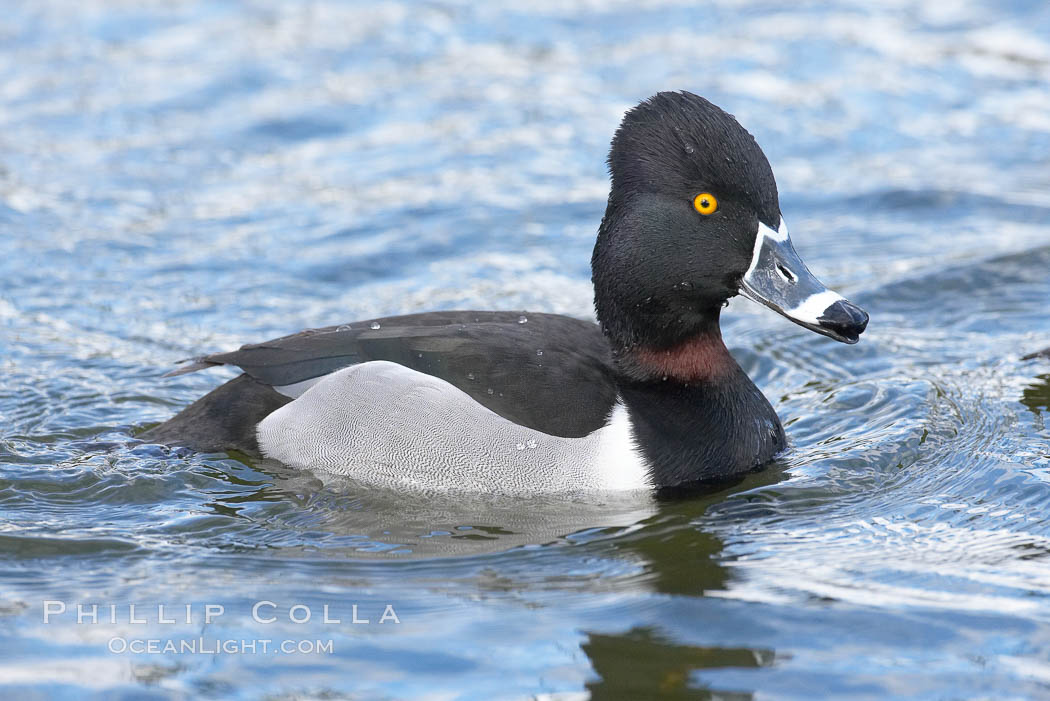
[{"left": 108, "top": 637, "right": 335, "bottom": 655}]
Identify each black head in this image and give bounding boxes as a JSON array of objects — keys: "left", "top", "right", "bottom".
[{"left": 591, "top": 91, "right": 867, "bottom": 355}]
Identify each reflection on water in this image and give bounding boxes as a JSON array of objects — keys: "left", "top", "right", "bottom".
[
  {"left": 583, "top": 628, "right": 774, "bottom": 701},
  {"left": 1022, "top": 374, "right": 1050, "bottom": 417},
  {"left": 262, "top": 462, "right": 663, "bottom": 557},
  {"left": 2, "top": 0, "right": 1050, "bottom": 697}
]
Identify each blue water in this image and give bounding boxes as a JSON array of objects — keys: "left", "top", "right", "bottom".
[{"left": 3, "top": 1, "right": 1050, "bottom": 698}]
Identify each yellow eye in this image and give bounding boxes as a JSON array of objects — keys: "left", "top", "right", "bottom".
[{"left": 693, "top": 193, "right": 718, "bottom": 215}]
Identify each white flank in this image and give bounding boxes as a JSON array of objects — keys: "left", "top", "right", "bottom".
[
  {"left": 257, "top": 361, "right": 653, "bottom": 494},
  {"left": 592, "top": 402, "right": 652, "bottom": 491}
]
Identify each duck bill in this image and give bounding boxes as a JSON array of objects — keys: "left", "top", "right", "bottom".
[{"left": 739, "top": 220, "right": 868, "bottom": 344}]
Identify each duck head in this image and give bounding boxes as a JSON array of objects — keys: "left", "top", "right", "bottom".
[{"left": 592, "top": 91, "right": 868, "bottom": 370}]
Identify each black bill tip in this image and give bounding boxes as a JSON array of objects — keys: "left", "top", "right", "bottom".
[{"left": 817, "top": 300, "right": 869, "bottom": 344}]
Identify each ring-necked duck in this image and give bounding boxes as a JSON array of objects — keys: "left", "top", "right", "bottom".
[{"left": 141, "top": 91, "right": 868, "bottom": 493}]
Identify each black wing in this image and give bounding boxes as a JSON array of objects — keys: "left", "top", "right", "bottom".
[{"left": 163, "top": 311, "right": 618, "bottom": 438}]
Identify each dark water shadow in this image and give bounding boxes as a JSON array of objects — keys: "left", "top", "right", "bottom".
[
  {"left": 607, "top": 465, "right": 788, "bottom": 596},
  {"left": 583, "top": 626, "right": 773, "bottom": 701},
  {"left": 1021, "top": 373, "right": 1050, "bottom": 416},
  {"left": 569, "top": 468, "right": 786, "bottom": 698}
]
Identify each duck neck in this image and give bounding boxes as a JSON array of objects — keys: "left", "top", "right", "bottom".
[
  {"left": 613, "top": 317, "right": 735, "bottom": 384},
  {"left": 612, "top": 323, "right": 785, "bottom": 489}
]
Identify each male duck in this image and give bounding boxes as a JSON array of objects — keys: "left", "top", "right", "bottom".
[{"left": 141, "top": 91, "right": 868, "bottom": 493}]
